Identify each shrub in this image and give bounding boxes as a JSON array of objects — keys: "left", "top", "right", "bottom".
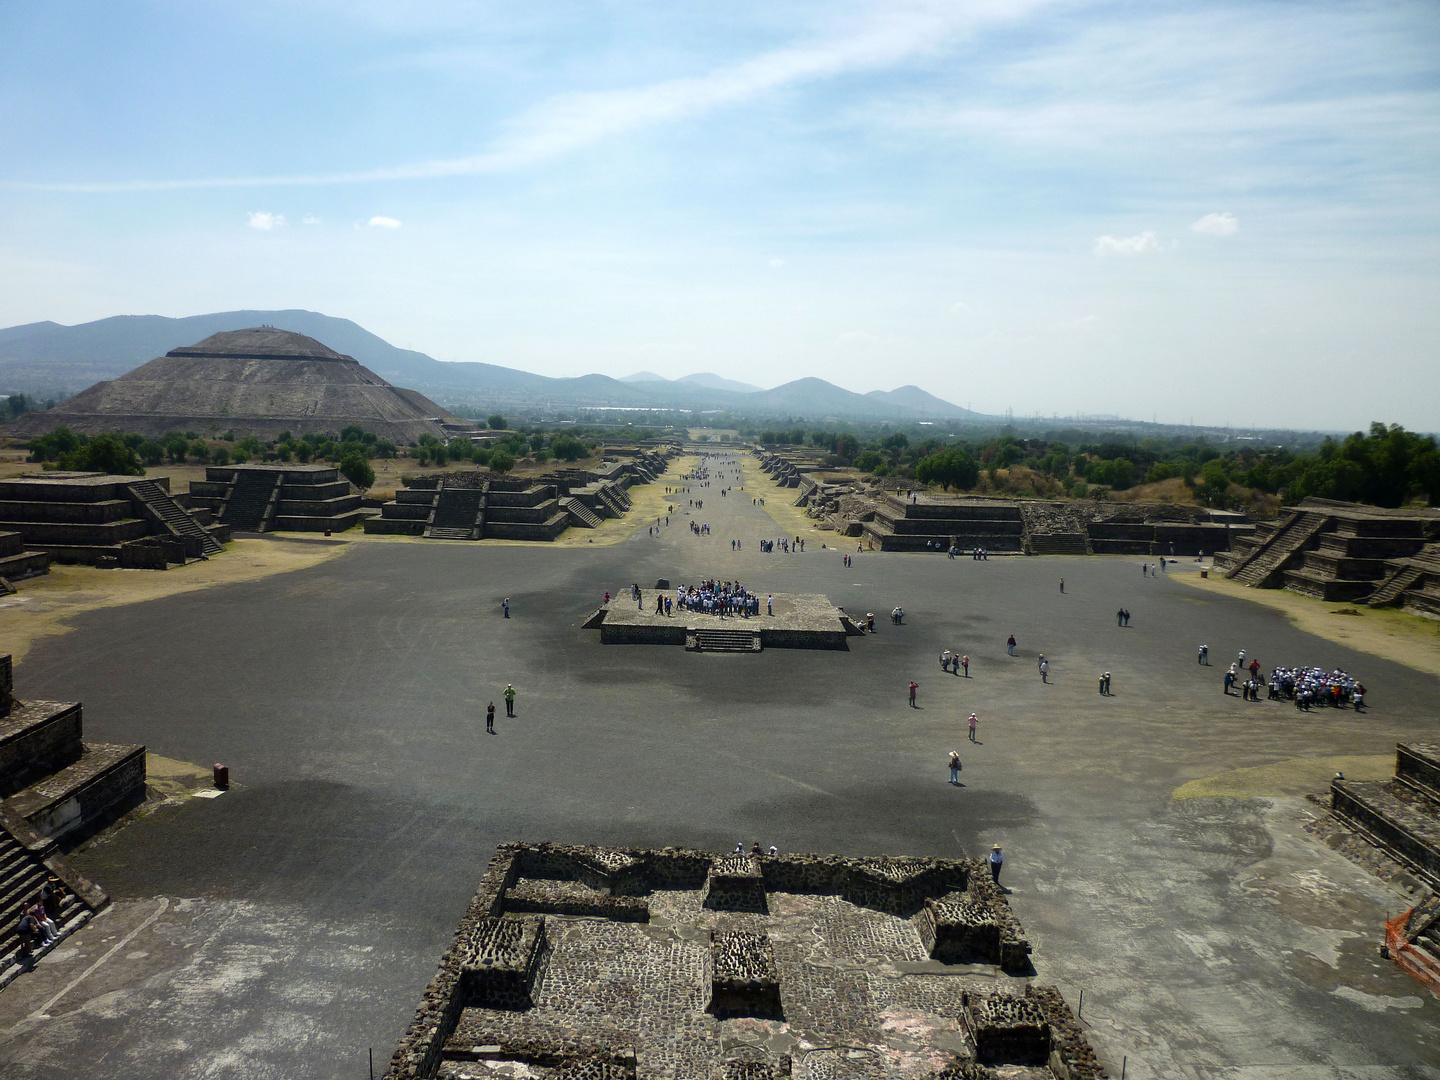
[
  {"left": 551, "top": 435, "right": 586, "bottom": 461},
  {"left": 489, "top": 450, "right": 516, "bottom": 474},
  {"left": 56, "top": 432, "right": 144, "bottom": 475},
  {"left": 487, "top": 414, "right": 506, "bottom": 430},
  {"left": 210, "top": 445, "right": 231, "bottom": 465},
  {"left": 188, "top": 440, "right": 211, "bottom": 464}
]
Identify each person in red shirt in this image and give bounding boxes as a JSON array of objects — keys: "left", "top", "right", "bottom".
[{"left": 908, "top": 681, "right": 919, "bottom": 708}]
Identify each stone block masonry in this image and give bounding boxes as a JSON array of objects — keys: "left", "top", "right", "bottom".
[{"left": 384, "top": 843, "right": 1091, "bottom": 1080}]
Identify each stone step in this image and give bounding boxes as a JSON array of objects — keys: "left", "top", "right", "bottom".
[
  {"left": 692, "top": 628, "right": 761, "bottom": 653},
  {"left": 425, "top": 526, "right": 477, "bottom": 541}
]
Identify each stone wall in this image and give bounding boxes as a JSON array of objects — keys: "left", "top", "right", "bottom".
[{"left": 0, "top": 702, "right": 83, "bottom": 797}]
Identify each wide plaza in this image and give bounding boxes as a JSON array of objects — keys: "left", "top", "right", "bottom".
[{"left": 0, "top": 454, "right": 1435, "bottom": 1079}]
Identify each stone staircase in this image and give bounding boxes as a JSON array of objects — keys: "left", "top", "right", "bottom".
[
  {"left": 1367, "top": 565, "right": 1424, "bottom": 607},
  {"left": 1027, "top": 532, "right": 1090, "bottom": 555},
  {"left": 690, "top": 628, "right": 762, "bottom": 653},
  {"left": 559, "top": 497, "right": 602, "bottom": 529},
  {"left": 127, "top": 479, "right": 222, "bottom": 556},
  {"left": 425, "top": 485, "right": 486, "bottom": 540},
  {"left": 1226, "top": 510, "right": 1328, "bottom": 586},
  {"left": 219, "top": 469, "right": 281, "bottom": 532},
  {"left": 0, "top": 812, "right": 101, "bottom": 987}
]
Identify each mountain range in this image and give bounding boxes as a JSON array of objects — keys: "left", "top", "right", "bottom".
[{"left": 0, "top": 310, "right": 983, "bottom": 422}]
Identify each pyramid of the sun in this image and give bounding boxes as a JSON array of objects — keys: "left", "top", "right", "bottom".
[{"left": 5, "top": 327, "right": 456, "bottom": 442}]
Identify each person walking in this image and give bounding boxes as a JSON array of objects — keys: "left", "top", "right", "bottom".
[
  {"left": 1059, "top": 578, "right": 1064, "bottom": 593},
  {"left": 503, "top": 683, "right": 517, "bottom": 717},
  {"left": 1099, "top": 672, "right": 1107, "bottom": 695},
  {"left": 1006, "top": 635, "right": 1016, "bottom": 656},
  {"left": 1039, "top": 657, "right": 1049, "bottom": 683},
  {"left": 948, "top": 751, "right": 962, "bottom": 785},
  {"left": 908, "top": 681, "right": 919, "bottom": 708},
  {"left": 968, "top": 712, "right": 978, "bottom": 742},
  {"left": 961, "top": 655, "right": 970, "bottom": 677},
  {"left": 988, "top": 844, "right": 1005, "bottom": 884},
  {"left": 1198, "top": 644, "right": 1208, "bottom": 665},
  {"left": 1103, "top": 671, "right": 1111, "bottom": 695},
  {"left": 486, "top": 701, "right": 496, "bottom": 733},
  {"left": 502, "top": 597, "right": 510, "bottom": 618}
]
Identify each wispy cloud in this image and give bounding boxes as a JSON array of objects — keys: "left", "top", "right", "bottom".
[
  {"left": 1093, "top": 231, "right": 1161, "bottom": 257},
  {"left": 1191, "top": 211, "right": 1238, "bottom": 235},
  {"left": 247, "top": 211, "right": 285, "bottom": 230},
  {"left": 368, "top": 216, "right": 402, "bottom": 229},
  {"left": 768, "top": 257, "right": 785, "bottom": 268},
  {"left": 13, "top": 3, "right": 1047, "bottom": 193},
  {"left": 302, "top": 215, "right": 322, "bottom": 225}
]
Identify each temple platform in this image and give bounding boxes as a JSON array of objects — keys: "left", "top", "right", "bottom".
[{"left": 586, "top": 591, "right": 861, "bottom": 651}]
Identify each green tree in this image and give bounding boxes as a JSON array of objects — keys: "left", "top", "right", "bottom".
[
  {"left": 915, "top": 449, "right": 979, "bottom": 491},
  {"left": 58, "top": 433, "right": 143, "bottom": 475},
  {"left": 489, "top": 450, "right": 516, "bottom": 474},
  {"left": 339, "top": 449, "right": 375, "bottom": 490},
  {"left": 551, "top": 435, "right": 586, "bottom": 461},
  {"left": 487, "top": 414, "right": 506, "bottom": 430},
  {"left": 210, "top": 445, "right": 231, "bottom": 465},
  {"left": 188, "top": 439, "right": 210, "bottom": 464},
  {"left": 854, "top": 449, "right": 884, "bottom": 473},
  {"left": 833, "top": 433, "right": 861, "bottom": 462}
]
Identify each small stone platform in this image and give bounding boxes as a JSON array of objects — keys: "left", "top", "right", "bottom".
[{"left": 586, "top": 592, "right": 861, "bottom": 651}]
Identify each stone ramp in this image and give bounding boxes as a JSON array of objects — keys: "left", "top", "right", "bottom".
[
  {"left": 1330, "top": 743, "right": 1440, "bottom": 888},
  {"left": 127, "top": 478, "right": 223, "bottom": 555}
]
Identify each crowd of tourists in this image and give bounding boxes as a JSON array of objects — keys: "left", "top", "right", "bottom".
[
  {"left": 674, "top": 579, "right": 766, "bottom": 617},
  {"left": 1220, "top": 651, "right": 1367, "bottom": 710}
]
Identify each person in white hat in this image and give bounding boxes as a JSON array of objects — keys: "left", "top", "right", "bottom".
[{"left": 988, "top": 844, "right": 1004, "bottom": 884}]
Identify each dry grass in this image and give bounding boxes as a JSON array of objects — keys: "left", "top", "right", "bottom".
[
  {"left": 1175, "top": 572, "right": 1440, "bottom": 678},
  {"left": 739, "top": 457, "right": 828, "bottom": 539},
  {"left": 1172, "top": 754, "right": 1394, "bottom": 800}
]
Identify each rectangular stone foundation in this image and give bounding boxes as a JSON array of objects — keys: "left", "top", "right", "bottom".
[
  {"left": 703, "top": 854, "right": 767, "bottom": 912},
  {"left": 458, "top": 916, "right": 548, "bottom": 1010},
  {"left": 708, "top": 930, "right": 782, "bottom": 1019},
  {"left": 967, "top": 991, "right": 1051, "bottom": 1065},
  {"left": 919, "top": 897, "right": 1001, "bottom": 964}
]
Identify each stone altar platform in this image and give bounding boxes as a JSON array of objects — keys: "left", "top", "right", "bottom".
[{"left": 586, "top": 592, "right": 862, "bottom": 651}]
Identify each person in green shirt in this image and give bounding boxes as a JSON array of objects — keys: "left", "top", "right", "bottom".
[{"left": 503, "top": 684, "right": 516, "bottom": 717}]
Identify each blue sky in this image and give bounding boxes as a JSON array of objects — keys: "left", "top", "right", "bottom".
[{"left": 2, "top": 1, "right": 1438, "bottom": 429}]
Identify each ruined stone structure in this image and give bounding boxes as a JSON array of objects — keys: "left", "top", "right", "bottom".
[
  {"left": 0, "top": 530, "right": 50, "bottom": 587},
  {"left": 0, "top": 655, "right": 131, "bottom": 983},
  {"left": 1330, "top": 743, "right": 1440, "bottom": 889},
  {"left": 4, "top": 327, "right": 459, "bottom": 443},
  {"left": 1214, "top": 497, "right": 1440, "bottom": 603},
  {"left": 386, "top": 842, "right": 1106, "bottom": 1080},
  {"left": 365, "top": 451, "right": 671, "bottom": 542},
  {"left": 1329, "top": 744, "right": 1440, "bottom": 996},
  {"left": 0, "top": 473, "right": 228, "bottom": 567},
  {"left": 186, "top": 463, "right": 368, "bottom": 533},
  {"left": 759, "top": 449, "right": 1250, "bottom": 556}
]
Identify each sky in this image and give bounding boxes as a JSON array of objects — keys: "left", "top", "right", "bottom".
[{"left": 2, "top": 1, "right": 1438, "bottom": 430}]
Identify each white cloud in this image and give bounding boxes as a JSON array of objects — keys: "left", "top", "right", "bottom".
[
  {"left": 247, "top": 211, "right": 285, "bottom": 230},
  {"left": 1191, "top": 211, "right": 1239, "bottom": 235},
  {"left": 1093, "top": 231, "right": 1161, "bottom": 257},
  {"left": 20, "top": 4, "right": 1050, "bottom": 192},
  {"left": 768, "top": 257, "right": 785, "bottom": 268},
  {"left": 368, "top": 216, "right": 402, "bottom": 229},
  {"left": 302, "top": 215, "right": 322, "bottom": 225}
]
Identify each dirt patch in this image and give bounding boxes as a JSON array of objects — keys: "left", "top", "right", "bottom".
[
  {"left": 0, "top": 536, "right": 355, "bottom": 665},
  {"left": 1175, "top": 571, "right": 1440, "bottom": 677}
]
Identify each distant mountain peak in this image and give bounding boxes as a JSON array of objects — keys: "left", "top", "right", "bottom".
[
  {"left": 674, "top": 372, "right": 764, "bottom": 394},
  {"left": 619, "top": 371, "right": 669, "bottom": 383}
]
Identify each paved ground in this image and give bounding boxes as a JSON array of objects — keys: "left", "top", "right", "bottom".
[{"left": 0, "top": 452, "right": 1437, "bottom": 1079}]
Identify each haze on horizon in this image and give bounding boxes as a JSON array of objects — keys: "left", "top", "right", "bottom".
[{"left": 2, "top": 1, "right": 1437, "bottom": 431}]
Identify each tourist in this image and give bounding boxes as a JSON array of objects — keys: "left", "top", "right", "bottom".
[
  {"left": 768, "top": 594, "right": 773, "bottom": 616},
  {"left": 948, "top": 751, "right": 962, "bottom": 785},
  {"left": 1224, "top": 666, "right": 1236, "bottom": 695},
  {"left": 941, "top": 649, "right": 952, "bottom": 672},
  {"left": 908, "top": 681, "right": 919, "bottom": 708},
  {"left": 1006, "top": 635, "right": 1016, "bottom": 656},
  {"left": 486, "top": 702, "right": 495, "bottom": 733},
  {"left": 502, "top": 597, "right": 510, "bottom": 618},
  {"left": 1104, "top": 671, "right": 1112, "bottom": 695},
  {"left": 768, "top": 845, "right": 778, "bottom": 856},
  {"left": 750, "top": 841, "right": 763, "bottom": 856},
  {"left": 1142, "top": 564, "right": 1147, "bottom": 577},
  {"left": 15, "top": 912, "right": 37, "bottom": 963},
  {"left": 1123, "top": 609, "right": 1130, "bottom": 626},
  {"left": 961, "top": 655, "right": 970, "bottom": 677},
  {"left": 503, "top": 683, "right": 517, "bottom": 718},
  {"left": 968, "top": 713, "right": 978, "bottom": 742},
  {"left": 1198, "top": 644, "right": 1209, "bottom": 665},
  {"left": 1040, "top": 657, "right": 1049, "bottom": 683},
  {"left": 604, "top": 591, "right": 611, "bottom": 605},
  {"left": 1116, "top": 608, "right": 1124, "bottom": 627},
  {"left": 1249, "top": 658, "right": 1260, "bottom": 682},
  {"left": 988, "top": 844, "right": 1005, "bottom": 884},
  {"left": 28, "top": 898, "right": 56, "bottom": 945},
  {"left": 1059, "top": 578, "right": 1064, "bottom": 593}
]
